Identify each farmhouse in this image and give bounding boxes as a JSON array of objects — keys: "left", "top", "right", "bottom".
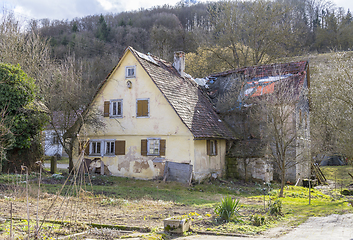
[
  {"left": 204, "top": 61, "right": 311, "bottom": 183},
  {"left": 73, "top": 46, "right": 234, "bottom": 182}
]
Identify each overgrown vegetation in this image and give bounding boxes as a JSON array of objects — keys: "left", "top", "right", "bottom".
[
  {"left": 0, "top": 168, "right": 352, "bottom": 238},
  {"left": 214, "top": 196, "right": 242, "bottom": 222}
]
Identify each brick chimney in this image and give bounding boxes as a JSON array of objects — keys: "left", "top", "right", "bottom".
[{"left": 173, "top": 51, "right": 185, "bottom": 77}]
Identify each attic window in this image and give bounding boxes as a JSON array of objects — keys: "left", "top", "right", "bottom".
[{"left": 126, "top": 66, "right": 136, "bottom": 78}]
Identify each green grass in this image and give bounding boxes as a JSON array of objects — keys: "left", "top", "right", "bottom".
[
  {"left": 43, "top": 156, "right": 69, "bottom": 164},
  {"left": 320, "top": 165, "right": 353, "bottom": 187},
  {"left": 41, "top": 176, "right": 242, "bottom": 206}
]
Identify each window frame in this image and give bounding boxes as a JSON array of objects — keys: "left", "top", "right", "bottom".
[
  {"left": 105, "top": 140, "right": 115, "bottom": 156},
  {"left": 90, "top": 140, "right": 102, "bottom": 156},
  {"left": 207, "top": 140, "right": 218, "bottom": 156},
  {"left": 125, "top": 66, "right": 136, "bottom": 78},
  {"left": 110, "top": 99, "right": 123, "bottom": 118},
  {"left": 52, "top": 135, "right": 59, "bottom": 145},
  {"left": 147, "top": 138, "right": 160, "bottom": 156},
  {"left": 136, "top": 98, "right": 149, "bottom": 118}
]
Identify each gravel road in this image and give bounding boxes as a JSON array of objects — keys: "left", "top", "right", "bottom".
[{"left": 176, "top": 214, "right": 353, "bottom": 240}]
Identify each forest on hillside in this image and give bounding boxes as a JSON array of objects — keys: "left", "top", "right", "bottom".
[{"left": 30, "top": 0, "right": 353, "bottom": 81}]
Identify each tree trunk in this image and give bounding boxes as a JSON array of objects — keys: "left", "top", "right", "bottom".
[
  {"left": 279, "top": 167, "right": 286, "bottom": 197},
  {"left": 68, "top": 139, "right": 74, "bottom": 172}
]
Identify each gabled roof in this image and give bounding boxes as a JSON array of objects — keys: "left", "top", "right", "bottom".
[{"left": 127, "top": 47, "right": 234, "bottom": 139}]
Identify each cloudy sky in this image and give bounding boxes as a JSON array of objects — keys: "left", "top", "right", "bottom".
[{"left": 1, "top": 0, "right": 352, "bottom": 21}]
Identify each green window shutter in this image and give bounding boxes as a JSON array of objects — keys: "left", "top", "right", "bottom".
[
  {"left": 115, "top": 140, "right": 125, "bottom": 155},
  {"left": 160, "top": 139, "right": 166, "bottom": 156},
  {"left": 104, "top": 101, "right": 110, "bottom": 117},
  {"left": 141, "top": 139, "right": 147, "bottom": 156}
]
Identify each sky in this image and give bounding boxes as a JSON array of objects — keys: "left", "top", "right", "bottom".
[{"left": 0, "top": 0, "right": 352, "bottom": 22}]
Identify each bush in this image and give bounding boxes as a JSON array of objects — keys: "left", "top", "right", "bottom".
[
  {"left": 269, "top": 199, "right": 282, "bottom": 216},
  {"left": 250, "top": 214, "right": 266, "bottom": 226},
  {"left": 214, "top": 196, "right": 241, "bottom": 222},
  {"left": 341, "top": 189, "right": 353, "bottom": 195}
]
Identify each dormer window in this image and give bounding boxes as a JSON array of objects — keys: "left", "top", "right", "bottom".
[{"left": 126, "top": 66, "right": 136, "bottom": 78}]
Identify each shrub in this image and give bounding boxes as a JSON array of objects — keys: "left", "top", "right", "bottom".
[
  {"left": 341, "top": 189, "right": 353, "bottom": 196},
  {"left": 269, "top": 199, "right": 282, "bottom": 216},
  {"left": 214, "top": 196, "right": 241, "bottom": 222},
  {"left": 251, "top": 214, "right": 266, "bottom": 226}
]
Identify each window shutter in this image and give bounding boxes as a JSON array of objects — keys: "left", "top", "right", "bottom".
[
  {"left": 142, "top": 100, "right": 148, "bottom": 116},
  {"left": 215, "top": 140, "right": 218, "bottom": 155},
  {"left": 137, "top": 100, "right": 148, "bottom": 117},
  {"left": 84, "top": 140, "right": 90, "bottom": 155},
  {"left": 137, "top": 101, "right": 143, "bottom": 117},
  {"left": 104, "top": 101, "right": 110, "bottom": 117},
  {"left": 160, "top": 139, "right": 166, "bottom": 156},
  {"left": 115, "top": 140, "right": 125, "bottom": 155},
  {"left": 141, "top": 139, "right": 147, "bottom": 156},
  {"left": 206, "top": 140, "right": 210, "bottom": 155}
]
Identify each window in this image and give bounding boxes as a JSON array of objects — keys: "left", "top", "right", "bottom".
[
  {"left": 52, "top": 136, "right": 59, "bottom": 145},
  {"left": 90, "top": 141, "right": 101, "bottom": 156},
  {"left": 137, "top": 99, "right": 149, "bottom": 117},
  {"left": 105, "top": 141, "right": 115, "bottom": 155},
  {"left": 125, "top": 66, "right": 136, "bottom": 78},
  {"left": 148, "top": 139, "right": 160, "bottom": 155},
  {"left": 110, "top": 100, "right": 122, "bottom": 117},
  {"left": 88, "top": 140, "right": 126, "bottom": 156},
  {"left": 141, "top": 139, "right": 166, "bottom": 156},
  {"left": 207, "top": 140, "right": 218, "bottom": 156},
  {"left": 104, "top": 100, "right": 123, "bottom": 118}
]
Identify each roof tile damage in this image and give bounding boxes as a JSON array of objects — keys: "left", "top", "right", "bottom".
[{"left": 204, "top": 61, "right": 309, "bottom": 109}]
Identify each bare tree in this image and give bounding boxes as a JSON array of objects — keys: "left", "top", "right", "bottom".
[
  {"left": 208, "top": 0, "right": 296, "bottom": 68},
  {"left": 311, "top": 51, "right": 353, "bottom": 162},
  {"left": 251, "top": 77, "right": 310, "bottom": 197}
]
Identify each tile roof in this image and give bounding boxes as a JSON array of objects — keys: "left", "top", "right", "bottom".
[
  {"left": 207, "top": 61, "right": 309, "bottom": 105},
  {"left": 129, "top": 47, "right": 234, "bottom": 139}
]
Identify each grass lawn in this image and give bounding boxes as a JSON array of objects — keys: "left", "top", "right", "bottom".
[
  {"left": 320, "top": 165, "right": 353, "bottom": 187},
  {"left": 43, "top": 156, "right": 69, "bottom": 164}
]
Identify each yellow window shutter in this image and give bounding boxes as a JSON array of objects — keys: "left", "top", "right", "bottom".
[
  {"left": 141, "top": 139, "right": 147, "bottom": 156},
  {"left": 104, "top": 101, "right": 110, "bottom": 117},
  {"left": 160, "top": 139, "right": 166, "bottom": 156},
  {"left": 115, "top": 140, "right": 125, "bottom": 155}
]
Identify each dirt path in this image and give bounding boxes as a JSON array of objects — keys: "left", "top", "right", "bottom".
[{"left": 177, "top": 214, "right": 353, "bottom": 240}]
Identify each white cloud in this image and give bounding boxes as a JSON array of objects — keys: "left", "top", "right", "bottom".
[{"left": 96, "top": 0, "right": 116, "bottom": 11}]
